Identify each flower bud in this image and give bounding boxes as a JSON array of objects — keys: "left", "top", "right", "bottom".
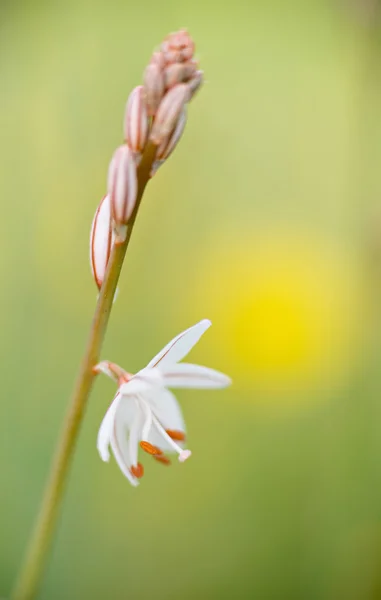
[
  {"left": 124, "top": 86, "right": 149, "bottom": 154},
  {"left": 90, "top": 195, "right": 114, "bottom": 290},
  {"left": 188, "top": 70, "right": 203, "bottom": 100},
  {"left": 150, "top": 84, "right": 189, "bottom": 145},
  {"left": 107, "top": 145, "right": 137, "bottom": 237},
  {"left": 150, "top": 159, "right": 165, "bottom": 178},
  {"left": 161, "top": 29, "right": 195, "bottom": 63},
  {"left": 150, "top": 51, "right": 166, "bottom": 70},
  {"left": 156, "top": 109, "right": 186, "bottom": 161},
  {"left": 163, "top": 62, "right": 197, "bottom": 90},
  {"left": 143, "top": 63, "right": 164, "bottom": 117}
]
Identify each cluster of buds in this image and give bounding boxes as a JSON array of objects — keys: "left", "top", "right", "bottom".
[{"left": 90, "top": 29, "right": 202, "bottom": 290}]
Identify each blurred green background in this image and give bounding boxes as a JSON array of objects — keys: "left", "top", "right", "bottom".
[{"left": 2, "top": 0, "right": 381, "bottom": 598}]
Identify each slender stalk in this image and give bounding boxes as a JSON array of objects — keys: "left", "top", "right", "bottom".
[{"left": 11, "top": 143, "right": 157, "bottom": 600}]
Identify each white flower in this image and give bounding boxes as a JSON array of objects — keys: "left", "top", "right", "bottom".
[{"left": 95, "top": 319, "right": 231, "bottom": 486}]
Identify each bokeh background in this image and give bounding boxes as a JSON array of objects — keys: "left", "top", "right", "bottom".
[{"left": 2, "top": 0, "right": 381, "bottom": 598}]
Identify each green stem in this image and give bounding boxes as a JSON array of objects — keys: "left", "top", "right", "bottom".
[{"left": 11, "top": 143, "right": 157, "bottom": 600}]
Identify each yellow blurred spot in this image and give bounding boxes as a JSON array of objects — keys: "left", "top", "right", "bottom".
[{"left": 192, "top": 229, "right": 364, "bottom": 402}]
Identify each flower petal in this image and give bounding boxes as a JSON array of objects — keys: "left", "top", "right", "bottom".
[
  {"left": 146, "top": 319, "right": 212, "bottom": 369},
  {"left": 110, "top": 402, "right": 140, "bottom": 487},
  {"left": 127, "top": 401, "right": 144, "bottom": 468},
  {"left": 119, "top": 368, "right": 163, "bottom": 396},
  {"left": 160, "top": 363, "right": 232, "bottom": 389},
  {"left": 97, "top": 392, "right": 122, "bottom": 462},
  {"left": 143, "top": 389, "right": 186, "bottom": 453},
  {"left": 145, "top": 388, "right": 185, "bottom": 430}
]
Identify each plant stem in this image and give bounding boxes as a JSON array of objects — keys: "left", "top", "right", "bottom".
[{"left": 11, "top": 143, "right": 157, "bottom": 600}]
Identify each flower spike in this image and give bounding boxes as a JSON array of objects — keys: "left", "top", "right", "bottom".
[{"left": 92, "top": 32, "right": 208, "bottom": 486}]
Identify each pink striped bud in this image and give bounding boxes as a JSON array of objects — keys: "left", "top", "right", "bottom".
[
  {"left": 90, "top": 195, "right": 114, "bottom": 290},
  {"left": 163, "top": 62, "right": 197, "bottom": 91},
  {"left": 156, "top": 109, "right": 186, "bottom": 161},
  {"left": 150, "top": 84, "right": 189, "bottom": 145},
  {"left": 124, "top": 86, "right": 149, "bottom": 154},
  {"left": 162, "top": 29, "right": 195, "bottom": 63},
  {"left": 143, "top": 63, "right": 164, "bottom": 117},
  {"left": 150, "top": 51, "right": 166, "bottom": 70},
  {"left": 107, "top": 145, "right": 137, "bottom": 238},
  {"left": 150, "top": 159, "right": 165, "bottom": 178},
  {"left": 188, "top": 70, "right": 203, "bottom": 100}
]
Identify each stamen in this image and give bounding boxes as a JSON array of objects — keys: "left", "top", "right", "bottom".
[
  {"left": 166, "top": 429, "right": 186, "bottom": 441},
  {"left": 140, "top": 441, "right": 163, "bottom": 455},
  {"left": 151, "top": 414, "right": 190, "bottom": 457},
  {"left": 130, "top": 463, "right": 144, "bottom": 478},
  {"left": 153, "top": 455, "right": 171, "bottom": 466},
  {"left": 179, "top": 450, "right": 192, "bottom": 463}
]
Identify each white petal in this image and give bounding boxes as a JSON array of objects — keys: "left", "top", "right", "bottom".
[
  {"left": 146, "top": 319, "right": 212, "bottom": 369},
  {"left": 139, "top": 398, "right": 153, "bottom": 441},
  {"left": 119, "top": 368, "right": 163, "bottom": 396},
  {"left": 97, "top": 392, "right": 122, "bottom": 462},
  {"left": 110, "top": 402, "right": 140, "bottom": 487},
  {"left": 143, "top": 389, "right": 186, "bottom": 453},
  {"left": 127, "top": 401, "right": 144, "bottom": 468},
  {"left": 116, "top": 395, "right": 139, "bottom": 431},
  {"left": 145, "top": 388, "right": 185, "bottom": 431},
  {"left": 160, "top": 363, "right": 232, "bottom": 389}
]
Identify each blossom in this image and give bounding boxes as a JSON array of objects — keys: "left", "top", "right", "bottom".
[{"left": 95, "top": 319, "right": 231, "bottom": 486}]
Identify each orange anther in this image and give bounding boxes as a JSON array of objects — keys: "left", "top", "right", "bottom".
[
  {"left": 130, "top": 463, "right": 144, "bottom": 478},
  {"left": 153, "top": 455, "right": 171, "bottom": 466},
  {"left": 140, "top": 441, "right": 163, "bottom": 456},
  {"left": 166, "top": 429, "right": 186, "bottom": 441}
]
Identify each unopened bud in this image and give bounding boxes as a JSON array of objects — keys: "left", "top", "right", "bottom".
[
  {"left": 143, "top": 63, "right": 164, "bottom": 117},
  {"left": 107, "top": 145, "right": 137, "bottom": 238},
  {"left": 164, "top": 62, "right": 197, "bottom": 90},
  {"left": 156, "top": 109, "right": 186, "bottom": 161},
  {"left": 150, "top": 159, "right": 165, "bottom": 178},
  {"left": 150, "top": 84, "right": 189, "bottom": 145},
  {"left": 188, "top": 70, "right": 203, "bottom": 100},
  {"left": 162, "top": 29, "right": 195, "bottom": 63},
  {"left": 150, "top": 51, "right": 166, "bottom": 70},
  {"left": 90, "top": 195, "right": 114, "bottom": 290},
  {"left": 124, "top": 86, "right": 149, "bottom": 154}
]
